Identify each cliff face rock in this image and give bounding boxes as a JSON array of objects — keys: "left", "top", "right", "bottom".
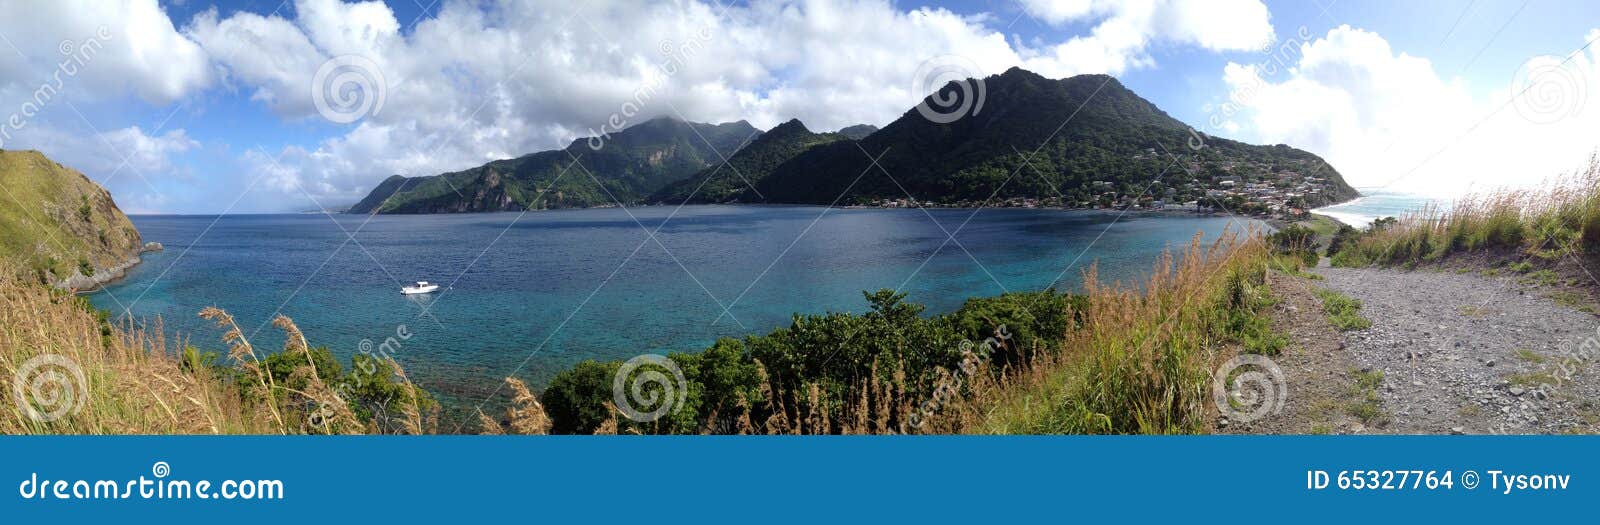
[{"left": 0, "top": 149, "right": 143, "bottom": 289}]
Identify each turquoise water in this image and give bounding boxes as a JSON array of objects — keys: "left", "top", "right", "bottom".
[
  {"left": 91, "top": 206, "right": 1254, "bottom": 405},
  {"left": 1313, "top": 190, "right": 1444, "bottom": 228}
]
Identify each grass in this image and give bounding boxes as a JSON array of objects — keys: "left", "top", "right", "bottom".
[
  {"left": 1347, "top": 368, "right": 1389, "bottom": 426},
  {"left": 0, "top": 150, "right": 143, "bottom": 286},
  {"left": 1545, "top": 290, "right": 1597, "bottom": 313},
  {"left": 1515, "top": 349, "right": 1547, "bottom": 363},
  {"left": 1269, "top": 254, "right": 1323, "bottom": 280},
  {"left": 1507, "top": 371, "right": 1560, "bottom": 388},
  {"left": 1458, "top": 305, "right": 1492, "bottom": 318},
  {"left": 0, "top": 273, "right": 442, "bottom": 435},
  {"left": 1330, "top": 155, "right": 1600, "bottom": 270},
  {"left": 1313, "top": 288, "right": 1372, "bottom": 331},
  {"left": 1523, "top": 269, "right": 1562, "bottom": 287},
  {"left": 971, "top": 230, "right": 1277, "bottom": 434},
  {"left": 0, "top": 274, "right": 273, "bottom": 434}
]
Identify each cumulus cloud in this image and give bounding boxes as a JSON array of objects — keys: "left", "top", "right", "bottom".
[
  {"left": 1016, "top": 0, "right": 1275, "bottom": 77},
  {"left": 1218, "top": 25, "right": 1600, "bottom": 196},
  {"left": 0, "top": 0, "right": 211, "bottom": 104}
]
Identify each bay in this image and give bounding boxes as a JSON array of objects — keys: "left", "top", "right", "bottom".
[{"left": 91, "top": 205, "right": 1256, "bottom": 405}]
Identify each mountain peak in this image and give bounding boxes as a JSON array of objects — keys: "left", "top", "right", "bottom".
[
  {"left": 837, "top": 124, "right": 878, "bottom": 140},
  {"left": 766, "top": 119, "right": 812, "bottom": 136}
]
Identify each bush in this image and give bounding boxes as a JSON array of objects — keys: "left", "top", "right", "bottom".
[
  {"left": 540, "top": 360, "right": 622, "bottom": 434},
  {"left": 1268, "top": 224, "right": 1316, "bottom": 252},
  {"left": 1325, "top": 224, "right": 1359, "bottom": 257},
  {"left": 537, "top": 287, "right": 1086, "bottom": 434}
]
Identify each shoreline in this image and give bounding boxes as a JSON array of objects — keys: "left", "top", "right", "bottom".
[{"left": 56, "top": 242, "right": 163, "bottom": 293}]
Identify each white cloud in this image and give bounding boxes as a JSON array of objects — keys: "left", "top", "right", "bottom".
[
  {"left": 0, "top": 0, "right": 211, "bottom": 104},
  {"left": 1017, "top": 0, "right": 1275, "bottom": 77},
  {"left": 1219, "top": 25, "right": 1600, "bottom": 197}
]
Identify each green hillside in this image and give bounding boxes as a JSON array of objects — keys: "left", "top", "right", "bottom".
[
  {"left": 0, "top": 149, "right": 143, "bottom": 287},
  {"left": 649, "top": 119, "right": 848, "bottom": 204},
  {"left": 747, "top": 68, "right": 1358, "bottom": 208},
  {"left": 349, "top": 118, "right": 759, "bottom": 214}
]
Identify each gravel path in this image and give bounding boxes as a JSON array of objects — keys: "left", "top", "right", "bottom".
[{"left": 1312, "top": 266, "right": 1600, "bottom": 434}]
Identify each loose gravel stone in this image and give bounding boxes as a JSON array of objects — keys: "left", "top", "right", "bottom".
[{"left": 1312, "top": 266, "right": 1600, "bottom": 434}]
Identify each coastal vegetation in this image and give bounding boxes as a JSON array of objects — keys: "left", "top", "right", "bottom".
[
  {"left": 1329, "top": 156, "right": 1600, "bottom": 269},
  {"left": 1313, "top": 288, "right": 1372, "bottom": 332},
  {"left": 0, "top": 274, "right": 434, "bottom": 434},
  {"left": 526, "top": 230, "right": 1286, "bottom": 435}
]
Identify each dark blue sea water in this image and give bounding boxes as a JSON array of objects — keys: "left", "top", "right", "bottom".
[{"left": 90, "top": 205, "right": 1253, "bottom": 405}]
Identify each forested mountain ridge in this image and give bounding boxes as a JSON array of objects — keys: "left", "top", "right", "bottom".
[
  {"left": 743, "top": 67, "right": 1357, "bottom": 210},
  {"left": 348, "top": 118, "right": 759, "bottom": 214},
  {"left": 350, "top": 67, "right": 1356, "bottom": 215},
  {"left": 649, "top": 119, "right": 850, "bottom": 204}
]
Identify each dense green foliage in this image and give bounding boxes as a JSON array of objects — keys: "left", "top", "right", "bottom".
[
  {"left": 1268, "top": 224, "right": 1319, "bottom": 266},
  {"left": 745, "top": 69, "right": 1357, "bottom": 207},
  {"left": 188, "top": 342, "right": 437, "bottom": 433},
  {"left": 540, "top": 288, "right": 1086, "bottom": 434},
  {"left": 837, "top": 124, "right": 879, "bottom": 140}
]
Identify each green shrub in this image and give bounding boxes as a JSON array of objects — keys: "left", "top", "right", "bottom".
[{"left": 538, "top": 287, "right": 1086, "bottom": 434}]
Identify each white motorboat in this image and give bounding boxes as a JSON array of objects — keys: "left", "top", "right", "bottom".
[{"left": 401, "top": 281, "right": 440, "bottom": 295}]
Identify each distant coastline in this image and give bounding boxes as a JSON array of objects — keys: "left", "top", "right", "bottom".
[{"left": 1312, "top": 190, "right": 1442, "bottom": 228}]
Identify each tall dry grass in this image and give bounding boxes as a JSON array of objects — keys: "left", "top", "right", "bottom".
[
  {"left": 1333, "top": 156, "right": 1600, "bottom": 267},
  {"left": 944, "top": 230, "right": 1271, "bottom": 434},
  {"left": 1, "top": 273, "right": 431, "bottom": 435},
  {"left": 0, "top": 274, "right": 276, "bottom": 434}
]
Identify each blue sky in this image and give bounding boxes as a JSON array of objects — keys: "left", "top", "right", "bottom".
[{"left": 1, "top": 0, "right": 1597, "bottom": 213}]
